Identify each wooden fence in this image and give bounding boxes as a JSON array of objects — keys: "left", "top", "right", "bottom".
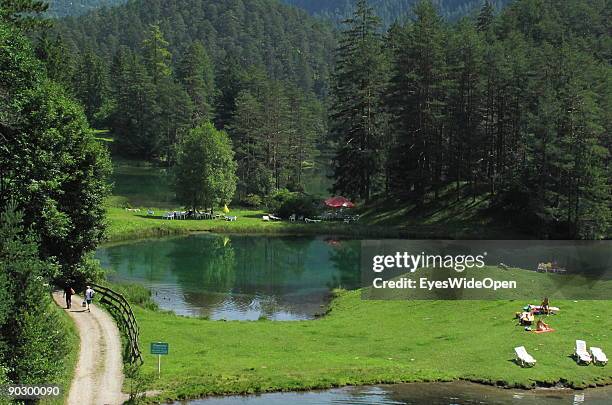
[{"left": 91, "top": 283, "right": 143, "bottom": 365}]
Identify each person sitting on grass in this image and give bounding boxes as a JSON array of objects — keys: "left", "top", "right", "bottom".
[
  {"left": 541, "top": 297, "right": 550, "bottom": 315},
  {"left": 536, "top": 319, "right": 552, "bottom": 332},
  {"left": 517, "top": 311, "right": 534, "bottom": 325}
]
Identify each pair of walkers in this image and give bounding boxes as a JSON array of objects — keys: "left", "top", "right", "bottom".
[{"left": 63, "top": 285, "right": 95, "bottom": 312}]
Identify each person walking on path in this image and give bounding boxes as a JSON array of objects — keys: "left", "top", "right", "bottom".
[
  {"left": 63, "top": 285, "right": 75, "bottom": 309},
  {"left": 85, "top": 286, "right": 95, "bottom": 312}
]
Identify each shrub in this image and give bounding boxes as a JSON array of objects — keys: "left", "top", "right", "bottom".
[
  {"left": 266, "top": 189, "right": 321, "bottom": 218},
  {"left": 265, "top": 189, "right": 294, "bottom": 214},
  {"left": 242, "top": 194, "right": 263, "bottom": 208}
]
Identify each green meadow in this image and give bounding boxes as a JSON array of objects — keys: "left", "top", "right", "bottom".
[{"left": 118, "top": 268, "right": 612, "bottom": 402}]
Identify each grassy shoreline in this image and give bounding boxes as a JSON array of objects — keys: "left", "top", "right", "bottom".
[
  {"left": 105, "top": 204, "right": 523, "bottom": 243},
  {"left": 107, "top": 271, "right": 612, "bottom": 402},
  {"left": 107, "top": 206, "right": 416, "bottom": 242},
  {"left": 104, "top": 198, "right": 610, "bottom": 402},
  {"left": 130, "top": 289, "right": 611, "bottom": 402}
]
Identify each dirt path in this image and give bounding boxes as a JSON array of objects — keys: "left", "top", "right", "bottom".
[{"left": 53, "top": 292, "right": 128, "bottom": 405}]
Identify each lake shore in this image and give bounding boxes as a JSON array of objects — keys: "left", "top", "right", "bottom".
[
  {"left": 118, "top": 283, "right": 612, "bottom": 402},
  {"left": 104, "top": 210, "right": 611, "bottom": 402},
  {"left": 105, "top": 204, "right": 524, "bottom": 243}
]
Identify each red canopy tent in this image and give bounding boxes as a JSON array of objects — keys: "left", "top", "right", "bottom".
[{"left": 324, "top": 196, "right": 355, "bottom": 209}]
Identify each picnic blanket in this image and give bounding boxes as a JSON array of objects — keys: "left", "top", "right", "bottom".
[{"left": 533, "top": 328, "right": 556, "bottom": 334}]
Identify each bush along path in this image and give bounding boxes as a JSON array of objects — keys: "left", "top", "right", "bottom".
[{"left": 53, "top": 292, "right": 127, "bottom": 405}]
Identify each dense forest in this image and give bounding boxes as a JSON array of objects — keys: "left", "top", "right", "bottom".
[
  {"left": 46, "top": 0, "right": 124, "bottom": 17},
  {"left": 46, "top": 0, "right": 508, "bottom": 23},
  {"left": 331, "top": 0, "right": 610, "bottom": 239},
  {"left": 34, "top": 0, "right": 612, "bottom": 240},
  {"left": 41, "top": 0, "right": 335, "bottom": 199},
  {"left": 284, "top": 0, "right": 510, "bottom": 25}
]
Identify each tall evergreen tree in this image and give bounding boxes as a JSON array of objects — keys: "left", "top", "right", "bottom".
[
  {"left": 141, "top": 23, "right": 172, "bottom": 85},
  {"left": 330, "top": 0, "right": 387, "bottom": 201},
  {"left": 73, "top": 48, "right": 110, "bottom": 124},
  {"left": 178, "top": 41, "right": 215, "bottom": 123},
  {"left": 111, "top": 51, "right": 160, "bottom": 158},
  {"left": 387, "top": 0, "right": 447, "bottom": 203},
  {"left": 230, "top": 91, "right": 269, "bottom": 198},
  {"left": 446, "top": 19, "right": 485, "bottom": 200},
  {"left": 476, "top": 0, "right": 495, "bottom": 32},
  {"left": 34, "top": 32, "right": 74, "bottom": 88}
]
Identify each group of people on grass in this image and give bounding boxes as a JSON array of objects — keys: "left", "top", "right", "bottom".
[{"left": 516, "top": 297, "right": 555, "bottom": 332}]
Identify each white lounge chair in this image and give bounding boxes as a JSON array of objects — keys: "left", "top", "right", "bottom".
[
  {"left": 590, "top": 347, "right": 608, "bottom": 366},
  {"left": 225, "top": 216, "right": 237, "bottom": 222},
  {"left": 262, "top": 215, "right": 270, "bottom": 221},
  {"left": 269, "top": 214, "right": 281, "bottom": 221},
  {"left": 515, "top": 346, "right": 536, "bottom": 367},
  {"left": 575, "top": 340, "right": 592, "bottom": 365},
  {"left": 163, "top": 212, "right": 174, "bottom": 220}
]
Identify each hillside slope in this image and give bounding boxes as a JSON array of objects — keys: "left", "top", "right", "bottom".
[
  {"left": 47, "top": 0, "right": 125, "bottom": 17},
  {"left": 48, "top": 0, "right": 510, "bottom": 23},
  {"left": 282, "top": 0, "right": 512, "bottom": 25},
  {"left": 55, "top": 0, "right": 335, "bottom": 94}
]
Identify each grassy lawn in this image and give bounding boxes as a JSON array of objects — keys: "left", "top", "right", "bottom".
[
  {"left": 106, "top": 203, "right": 405, "bottom": 243},
  {"left": 129, "top": 272, "right": 612, "bottom": 402},
  {"left": 105, "top": 186, "right": 524, "bottom": 242}
]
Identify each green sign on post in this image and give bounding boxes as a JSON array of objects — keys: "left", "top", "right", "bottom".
[
  {"left": 150, "top": 342, "right": 169, "bottom": 355},
  {"left": 151, "top": 342, "right": 169, "bottom": 377}
]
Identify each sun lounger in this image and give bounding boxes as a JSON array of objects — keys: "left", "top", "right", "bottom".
[
  {"left": 262, "top": 215, "right": 270, "bottom": 221},
  {"left": 590, "top": 347, "right": 608, "bottom": 366},
  {"left": 163, "top": 212, "right": 174, "bottom": 220},
  {"left": 305, "top": 218, "right": 321, "bottom": 223},
  {"left": 225, "top": 216, "right": 237, "bottom": 222},
  {"left": 575, "top": 340, "right": 592, "bottom": 365},
  {"left": 515, "top": 346, "right": 536, "bottom": 367},
  {"left": 269, "top": 214, "right": 281, "bottom": 221}
]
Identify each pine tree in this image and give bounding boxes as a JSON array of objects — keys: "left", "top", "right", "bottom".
[
  {"left": 141, "top": 23, "right": 172, "bottom": 85},
  {"left": 156, "top": 79, "right": 193, "bottom": 164},
  {"left": 286, "top": 86, "right": 324, "bottom": 190},
  {"left": 73, "top": 48, "right": 110, "bottom": 124},
  {"left": 214, "top": 53, "right": 244, "bottom": 130},
  {"left": 229, "top": 90, "right": 268, "bottom": 198},
  {"left": 330, "top": 0, "right": 387, "bottom": 201},
  {"left": 178, "top": 41, "right": 216, "bottom": 123},
  {"left": 387, "top": 0, "right": 447, "bottom": 203},
  {"left": 34, "top": 32, "right": 74, "bottom": 87},
  {"left": 111, "top": 51, "right": 160, "bottom": 158},
  {"left": 446, "top": 19, "right": 485, "bottom": 200},
  {"left": 476, "top": 0, "right": 494, "bottom": 33}
]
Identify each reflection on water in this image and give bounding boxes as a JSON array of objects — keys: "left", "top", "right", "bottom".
[
  {"left": 111, "top": 159, "right": 176, "bottom": 208},
  {"left": 179, "top": 382, "right": 612, "bottom": 405},
  {"left": 96, "top": 234, "right": 361, "bottom": 320}
]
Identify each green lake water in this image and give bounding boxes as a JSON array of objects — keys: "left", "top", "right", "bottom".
[{"left": 96, "top": 234, "right": 360, "bottom": 320}]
